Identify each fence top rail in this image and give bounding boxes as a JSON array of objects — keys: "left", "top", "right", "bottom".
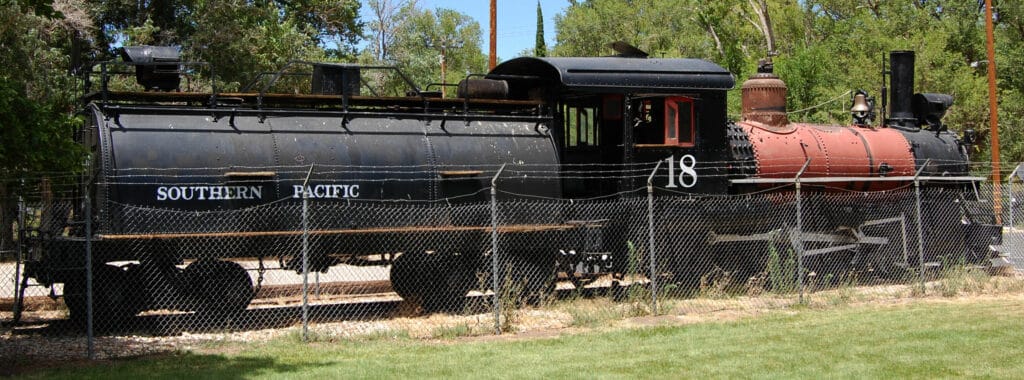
[
  {"left": 1010, "top": 164, "right": 1024, "bottom": 183},
  {"left": 730, "top": 175, "right": 986, "bottom": 185}
]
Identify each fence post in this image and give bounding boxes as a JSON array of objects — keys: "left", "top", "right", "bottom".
[
  {"left": 1007, "top": 165, "right": 1022, "bottom": 268},
  {"left": 12, "top": 196, "right": 24, "bottom": 324},
  {"left": 913, "top": 160, "right": 929, "bottom": 295},
  {"left": 84, "top": 176, "right": 95, "bottom": 359},
  {"left": 795, "top": 159, "right": 810, "bottom": 304},
  {"left": 899, "top": 213, "right": 909, "bottom": 269},
  {"left": 646, "top": 161, "right": 662, "bottom": 315},
  {"left": 301, "top": 165, "right": 314, "bottom": 341},
  {"left": 1009, "top": 164, "right": 1022, "bottom": 232},
  {"left": 490, "top": 164, "right": 506, "bottom": 335}
]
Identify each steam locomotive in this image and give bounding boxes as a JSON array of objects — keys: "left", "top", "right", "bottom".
[{"left": 22, "top": 45, "right": 999, "bottom": 323}]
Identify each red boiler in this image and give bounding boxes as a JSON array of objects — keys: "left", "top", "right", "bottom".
[{"left": 738, "top": 121, "right": 916, "bottom": 191}]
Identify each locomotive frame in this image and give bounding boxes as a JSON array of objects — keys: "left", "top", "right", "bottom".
[{"left": 18, "top": 45, "right": 1001, "bottom": 325}]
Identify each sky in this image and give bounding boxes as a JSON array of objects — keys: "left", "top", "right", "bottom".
[{"left": 359, "top": 0, "right": 569, "bottom": 62}]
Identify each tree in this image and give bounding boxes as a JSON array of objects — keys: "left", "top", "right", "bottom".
[
  {"left": 0, "top": 0, "right": 90, "bottom": 249},
  {"left": 553, "top": 0, "right": 763, "bottom": 68},
  {"left": 85, "top": 0, "right": 197, "bottom": 51},
  {"left": 371, "top": 5, "right": 486, "bottom": 96},
  {"left": 366, "top": 0, "right": 417, "bottom": 62},
  {"left": 184, "top": 0, "right": 326, "bottom": 90},
  {"left": 281, "top": 0, "right": 363, "bottom": 48},
  {"left": 535, "top": 1, "right": 546, "bottom": 57},
  {"left": 0, "top": 1, "right": 88, "bottom": 177},
  {"left": 986, "top": 0, "right": 1024, "bottom": 163},
  {"left": 82, "top": 0, "right": 364, "bottom": 88}
]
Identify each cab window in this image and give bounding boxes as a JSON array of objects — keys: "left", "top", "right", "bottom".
[
  {"left": 634, "top": 96, "right": 695, "bottom": 147},
  {"left": 665, "top": 97, "right": 695, "bottom": 147},
  {"left": 563, "top": 104, "right": 599, "bottom": 148}
]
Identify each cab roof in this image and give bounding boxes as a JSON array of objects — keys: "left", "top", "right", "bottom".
[{"left": 487, "top": 56, "right": 735, "bottom": 95}]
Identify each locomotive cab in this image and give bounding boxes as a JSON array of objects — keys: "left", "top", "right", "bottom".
[{"left": 489, "top": 56, "right": 735, "bottom": 197}]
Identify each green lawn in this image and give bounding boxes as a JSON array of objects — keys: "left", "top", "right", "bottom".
[{"left": 20, "top": 298, "right": 1024, "bottom": 379}]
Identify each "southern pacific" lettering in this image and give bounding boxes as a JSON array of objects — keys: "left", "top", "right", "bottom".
[
  {"left": 292, "top": 184, "right": 360, "bottom": 199},
  {"left": 156, "top": 186, "right": 263, "bottom": 201}
]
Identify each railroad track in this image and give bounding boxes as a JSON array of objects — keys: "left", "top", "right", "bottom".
[{"left": 1, "top": 279, "right": 397, "bottom": 314}]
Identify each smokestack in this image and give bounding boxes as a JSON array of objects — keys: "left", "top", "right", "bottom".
[{"left": 888, "top": 51, "right": 916, "bottom": 129}]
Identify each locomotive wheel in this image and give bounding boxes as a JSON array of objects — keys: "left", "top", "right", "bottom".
[
  {"left": 858, "top": 222, "right": 923, "bottom": 281},
  {"left": 805, "top": 252, "right": 855, "bottom": 287},
  {"left": 123, "top": 260, "right": 186, "bottom": 312},
  {"left": 64, "top": 264, "right": 141, "bottom": 329},
  {"left": 183, "top": 259, "right": 253, "bottom": 319},
  {"left": 390, "top": 251, "right": 476, "bottom": 313},
  {"left": 504, "top": 252, "right": 556, "bottom": 306}
]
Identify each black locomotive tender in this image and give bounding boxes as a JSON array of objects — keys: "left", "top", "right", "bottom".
[{"left": 26, "top": 45, "right": 1000, "bottom": 321}]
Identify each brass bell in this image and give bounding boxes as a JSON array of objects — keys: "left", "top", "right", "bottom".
[
  {"left": 851, "top": 93, "right": 871, "bottom": 114},
  {"left": 850, "top": 90, "right": 874, "bottom": 126}
]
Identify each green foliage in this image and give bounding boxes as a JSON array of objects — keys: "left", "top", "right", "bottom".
[
  {"left": 534, "top": 1, "right": 546, "bottom": 57},
  {"left": 496, "top": 268, "right": 526, "bottom": 333},
  {"left": 86, "top": 0, "right": 362, "bottom": 53},
  {"left": 362, "top": 4, "right": 487, "bottom": 96},
  {"left": 766, "top": 243, "right": 798, "bottom": 294},
  {"left": 185, "top": 0, "right": 327, "bottom": 90},
  {"left": 9, "top": 0, "right": 61, "bottom": 19},
  {"left": 0, "top": 78, "right": 83, "bottom": 177},
  {"left": 622, "top": 241, "right": 653, "bottom": 316},
  {"left": 0, "top": 3, "right": 85, "bottom": 178}
]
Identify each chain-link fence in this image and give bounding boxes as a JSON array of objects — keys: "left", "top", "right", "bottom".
[{"left": 2, "top": 164, "right": 1023, "bottom": 360}]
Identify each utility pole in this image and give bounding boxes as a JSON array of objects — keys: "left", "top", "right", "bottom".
[
  {"left": 490, "top": 0, "right": 497, "bottom": 70},
  {"left": 984, "top": 0, "right": 1002, "bottom": 223},
  {"left": 426, "top": 36, "right": 464, "bottom": 97}
]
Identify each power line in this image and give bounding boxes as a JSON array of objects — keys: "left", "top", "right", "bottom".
[{"left": 425, "top": 35, "right": 464, "bottom": 97}]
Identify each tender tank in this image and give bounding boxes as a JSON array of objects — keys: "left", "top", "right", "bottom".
[{"left": 87, "top": 105, "right": 560, "bottom": 233}]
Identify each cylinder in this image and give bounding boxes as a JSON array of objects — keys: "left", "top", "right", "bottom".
[{"left": 889, "top": 51, "right": 916, "bottom": 127}]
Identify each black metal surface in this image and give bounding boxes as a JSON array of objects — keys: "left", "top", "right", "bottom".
[
  {"left": 888, "top": 51, "right": 916, "bottom": 129},
  {"left": 488, "top": 57, "right": 735, "bottom": 96},
  {"left": 89, "top": 107, "right": 561, "bottom": 233},
  {"left": 912, "top": 93, "right": 954, "bottom": 130},
  {"left": 119, "top": 46, "right": 181, "bottom": 91},
  {"left": 898, "top": 129, "right": 968, "bottom": 177},
  {"left": 311, "top": 64, "right": 360, "bottom": 96}
]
